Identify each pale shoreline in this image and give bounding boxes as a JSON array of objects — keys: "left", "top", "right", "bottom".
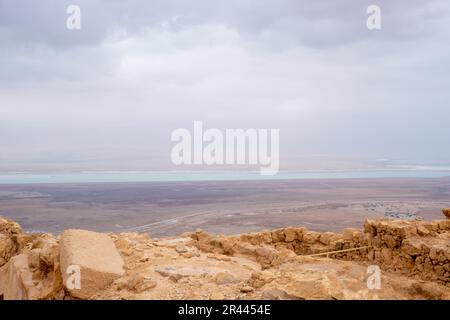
[{"left": 1, "top": 169, "right": 450, "bottom": 184}]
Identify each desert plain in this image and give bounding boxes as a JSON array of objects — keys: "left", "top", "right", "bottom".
[{"left": 0, "top": 177, "right": 449, "bottom": 237}]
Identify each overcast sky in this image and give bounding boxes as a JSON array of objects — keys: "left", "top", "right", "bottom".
[{"left": 1, "top": 0, "right": 450, "bottom": 170}]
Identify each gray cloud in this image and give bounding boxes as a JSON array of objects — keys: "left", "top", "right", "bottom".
[{"left": 0, "top": 0, "right": 450, "bottom": 170}]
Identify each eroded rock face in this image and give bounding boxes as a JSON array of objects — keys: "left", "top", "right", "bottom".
[
  {"left": 190, "top": 219, "right": 450, "bottom": 286},
  {"left": 364, "top": 219, "right": 450, "bottom": 284},
  {"left": 0, "top": 254, "right": 38, "bottom": 299},
  {"left": 0, "top": 235, "right": 63, "bottom": 300},
  {"left": 0, "top": 218, "right": 22, "bottom": 267},
  {"left": 0, "top": 215, "right": 449, "bottom": 300},
  {"left": 443, "top": 208, "right": 450, "bottom": 219},
  {"left": 0, "top": 234, "right": 15, "bottom": 267},
  {"left": 59, "top": 229, "right": 125, "bottom": 299}
]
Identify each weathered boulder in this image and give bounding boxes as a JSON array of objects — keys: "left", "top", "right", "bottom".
[
  {"left": 271, "top": 229, "right": 285, "bottom": 243},
  {"left": 283, "top": 228, "right": 297, "bottom": 242},
  {"left": 443, "top": 208, "right": 450, "bottom": 219},
  {"left": 319, "top": 232, "right": 336, "bottom": 245},
  {"left": 0, "top": 217, "right": 22, "bottom": 236},
  {"left": 303, "top": 231, "right": 321, "bottom": 244},
  {"left": 0, "top": 217, "right": 23, "bottom": 267},
  {"left": 155, "top": 265, "right": 205, "bottom": 280},
  {"left": 126, "top": 274, "right": 157, "bottom": 293},
  {"left": 214, "top": 271, "right": 239, "bottom": 285},
  {"left": 0, "top": 254, "right": 40, "bottom": 299},
  {"left": 0, "top": 234, "right": 16, "bottom": 267},
  {"left": 342, "top": 228, "right": 360, "bottom": 241},
  {"left": 59, "top": 229, "right": 124, "bottom": 299}
]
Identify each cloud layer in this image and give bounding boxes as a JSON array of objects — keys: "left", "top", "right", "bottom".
[{"left": 1, "top": 0, "right": 450, "bottom": 170}]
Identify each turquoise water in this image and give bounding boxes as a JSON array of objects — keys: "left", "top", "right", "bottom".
[{"left": 0, "top": 170, "right": 449, "bottom": 184}]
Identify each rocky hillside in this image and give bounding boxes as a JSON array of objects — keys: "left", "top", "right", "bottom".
[{"left": 1, "top": 210, "right": 449, "bottom": 300}]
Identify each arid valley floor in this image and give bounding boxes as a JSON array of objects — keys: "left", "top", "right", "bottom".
[{"left": 1, "top": 177, "right": 449, "bottom": 237}]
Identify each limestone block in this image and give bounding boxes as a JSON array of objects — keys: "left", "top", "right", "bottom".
[{"left": 59, "top": 229, "right": 124, "bottom": 299}]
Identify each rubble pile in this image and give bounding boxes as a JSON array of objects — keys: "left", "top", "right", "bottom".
[{"left": 0, "top": 212, "right": 449, "bottom": 300}]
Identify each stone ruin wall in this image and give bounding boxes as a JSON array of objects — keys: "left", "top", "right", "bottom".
[{"left": 191, "top": 218, "right": 450, "bottom": 286}]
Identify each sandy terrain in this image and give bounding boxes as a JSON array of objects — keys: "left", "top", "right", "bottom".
[
  {"left": 1, "top": 216, "right": 449, "bottom": 300},
  {"left": 0, "top": 177, "right": 449, "bottom": 237}
]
